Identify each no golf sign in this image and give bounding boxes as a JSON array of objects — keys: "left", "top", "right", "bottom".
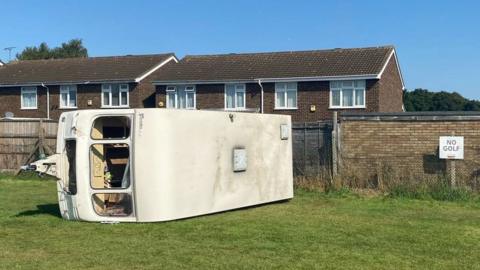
[{"left": 439, "top": 136, "right": 464, "bottom": 160}]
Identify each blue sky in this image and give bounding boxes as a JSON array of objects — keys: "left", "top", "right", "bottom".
[{"left": 1, "top": 1, "right": 479, "bottom": 99}]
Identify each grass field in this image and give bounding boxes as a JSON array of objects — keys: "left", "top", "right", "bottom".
[{"left": 1, "top": 178, "right": 480, "bottom": 269}]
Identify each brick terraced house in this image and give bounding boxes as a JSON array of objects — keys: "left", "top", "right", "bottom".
[
  {"left": 152, "top": 46, "right": 405, "bottom": 122},
  {"left": 0, "top": 46, "right": 405, "bottom": 122},
  {"left": 0, "top": 53, "right": 177, "bottom": 119}
]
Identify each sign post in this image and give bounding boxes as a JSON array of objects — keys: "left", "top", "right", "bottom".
[{"left": 439, "top": 136, "right": 464, "bottom": 187}]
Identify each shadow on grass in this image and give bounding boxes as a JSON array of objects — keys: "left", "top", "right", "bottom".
[{"left": 15, "top": 204, "right": 61, "bottom": 218}]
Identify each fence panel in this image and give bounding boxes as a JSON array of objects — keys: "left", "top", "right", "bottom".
[
  {"left": 292, "top": 122, "right": 333, "bottom": 177},
  {"left": 0, "top": 119, "right": 57, "bottom": 171}
]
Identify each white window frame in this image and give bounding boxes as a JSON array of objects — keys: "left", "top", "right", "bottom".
[
  {"left": 275, "top": 82, "right": 297, "bottom": 110},
  {"left": 165, "top": 85, "right": 196, "bottom": 109},
  {"left": 224, "top": 83, "right": 246, "bottom": 110},
  {"left": 329, "top": 80, "right": 366, "bottom": 109},
  {"left": 59, "top": 85, "right": 77, "bottom": 109},
  {"left": 166, "top": 86, "right": 177, "bottom": 109},
  {"left": 101, "top": 83, "right": 129, "bottom": 108},
  {"left": 21, "top": 86, "right": 38, "bottom": 110}
]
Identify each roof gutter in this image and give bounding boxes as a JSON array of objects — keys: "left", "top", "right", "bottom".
[
  {"left": 255, "top": 74, "right": 379, "bottom": 83},
  {"left": 152, "top": 79, "right": 256, "bottom": 85},
  {"left": 152, "top": 74, "right": 380, "bottom": 85},
  {"left": 0, "top": 80, "right": 136, "bottom": 88}
]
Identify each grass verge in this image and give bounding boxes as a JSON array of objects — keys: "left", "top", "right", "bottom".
[{"left": 1, "top": 178, "right": 480, "bottom": 269}]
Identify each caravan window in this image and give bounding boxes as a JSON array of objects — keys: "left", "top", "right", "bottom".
[
  {"left": 92, "top": 193, "right": 133, "bottom": 216},
  {"left": 90, "top": 143, "right": 130, "bottom": 189},
  {"left": 91, "top": 116, "right": 131, "bottom": 140}
]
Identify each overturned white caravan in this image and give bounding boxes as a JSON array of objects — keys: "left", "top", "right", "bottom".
[{"left": 32, "top": 109, "right": 293, "bottom": 222}]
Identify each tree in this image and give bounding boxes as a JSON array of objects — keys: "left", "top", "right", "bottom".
[
  {"left": 404, "top": 88, "right": 480, "bottom": 111},
  {"left": 16, "top": 39, "right": 88, "bottom": 60}
]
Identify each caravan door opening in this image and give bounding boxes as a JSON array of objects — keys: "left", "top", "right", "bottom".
[
  {"left": 91, "top": 116, "right": 131, "bottom": 140},
  {"left": 89, "top": 115, "right": 134, "bottom": 218},
  {"left": 65, "top": 140, "right": 77, "bottom": 195},
  {"left": 90, "top": 143, "right": 130, "bottom": 189}
]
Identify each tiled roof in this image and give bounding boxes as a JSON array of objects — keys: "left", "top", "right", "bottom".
[
  {"left": 151, "top": 46, "right": 395, "bottom": 83},
  {"left": 0, "top": 53, "right": 176, "bottom": 86}
]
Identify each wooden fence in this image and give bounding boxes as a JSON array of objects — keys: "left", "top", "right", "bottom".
[
  {"left": 292, "top": 121, "right": 333, "bottom": 177},
  {"left": 0, "top": 119, "right": 58, "bottom": 171}
]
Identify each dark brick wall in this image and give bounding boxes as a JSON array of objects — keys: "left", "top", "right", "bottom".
[
  {"left": 134, "top": 77, "right": 157, "bottom": 108},
  {"left": 156, "top": 85, "right": 167, "bottom": 107},
  {"left": 262, "top": 81, "right": 380, "bottom": 122},
  {"left": 156, "top": 80, "right": 384, "bottom": 122},
  {"left": 0, "top": 78, "right": 157, "bottom": 119},
  {"left": 196, "top": 84, "right": 224, "bottom": 109},
  {"left": 156, "top": 83, "right": 262, "bottom": 110},
  {"left": 0, "top": 86, "right": 49, "bottom": 118},
  {"left": 378, "top": 54, "right": 404, "bottom": 112}
]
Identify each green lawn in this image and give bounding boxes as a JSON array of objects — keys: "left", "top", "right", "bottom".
[{"left": 1, "top": 178, "right": 480, "bottom": 269}]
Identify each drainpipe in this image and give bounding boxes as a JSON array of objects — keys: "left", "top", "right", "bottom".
[
  {"left": 257, "top": 79, "right": 264, "bottom": 113},
  {"left": 41, "top": 83, "right": 50, "bottom": 119}
]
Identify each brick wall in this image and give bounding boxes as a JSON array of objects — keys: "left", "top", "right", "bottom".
[
  {"left": 339, "top": 114, "right": 480, "bottom": 188},
  {"left": 378, "top": 54, "right": 404, "bottom": 112},
  {"left": 262, "top": 81, "right": 381, "bottom": 122},
  {"left": 156, "top": 83, "right": 262, "bottom": 110},
  {"left": 156, "top": 79, "right": 387, "bottom": 122},
  {"left": 0, "top": 86, "right": 49, "bottom": 118},
  {"left": 0, "top": 79, "right": 156, "bottom": 120}
]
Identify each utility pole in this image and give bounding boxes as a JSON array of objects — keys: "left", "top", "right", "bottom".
[{"left": 4, "top": 47, "right": 16, "bottom": 62}]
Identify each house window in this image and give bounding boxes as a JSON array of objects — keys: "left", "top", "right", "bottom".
[
  {"left": 225, "top": 84, "right": 246, "bottom": 109},
  {"left": 275, "top": 82, "right": 297, "bottom": 109},
  {"left": 60, "top": 85, "right": 77, "bottom": 108},
  {"left": 330, "top": 80, "right": 366, "bottom": 108},
  {"left": 166, "top": 85, "right": 195, "bottom": 109},
  {"left": 21, "top": 86, "right": 37, "bottom": 109},
  {"left": 102, "top": 84, "right": 129, "bottom": 108}
]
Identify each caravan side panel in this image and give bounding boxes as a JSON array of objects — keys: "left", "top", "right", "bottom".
[{"left": 133, "top": 109, "right": 293, "bottom": 222}]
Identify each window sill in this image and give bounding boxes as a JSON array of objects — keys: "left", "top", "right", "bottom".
[
  {"left": 59, "top": 107, "right": 78, "bottom": 110},
  {"left": 101, "top": 106, "right": 130, "bottom": 109},
  {"left": 224, "top": 108, "right": 248, "bottom": 111},
  {"left": 21, "top": 107, "right": 38, "bottom": 110},
  {"left": 329, "top": 106, "right": 366, "bottom": 109},
  {"left": 274, "top": 107, "right": 298, "bottom": 111}
]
